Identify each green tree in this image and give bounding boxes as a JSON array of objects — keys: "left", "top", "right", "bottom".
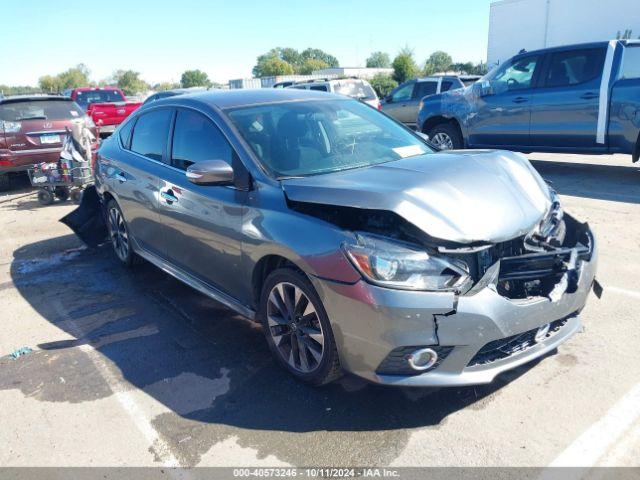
[
  {"left": 38, "top": 75, "right": 62, "bottom": 93},
  {"left": 392, "top": 47, "right": 419, "bottom": 84},
  {"left": 57, "top": 64, "right": 91, "bottom": 89},
  {"left": 298, "top": 58, "right": 329, "bottom": 75},
  {"left": 299, "top": 48, "right": 339, "bottom": 68},
  {"left": 366, "top": 51, "right": 391, "bottom": 68},
  {"left": 258, "top": 57, "right": 295, "bottom": 76},
  {"left": 253, "top": 47, "right": 339, "bottom": 77},
  {"left": 181, "top": 69, "right": 212, "bottom": 88},
  {"left": 153, "top": 82, "right": 181, "bottom": 91},
  {"left": 369, "top": 73, "right": 397, "bottom": 98},
  {"left": 423, "top": 51, "right": 453, "bottom": 75},
  {"left": 112, "top": 70, "right": 149, "bottom": 96}
]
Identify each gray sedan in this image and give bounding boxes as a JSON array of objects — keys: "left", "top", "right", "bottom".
[{"left": 95, "top": 89, "right": 597, "bottom": 386}]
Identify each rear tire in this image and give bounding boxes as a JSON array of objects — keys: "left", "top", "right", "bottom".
[
  {"left": 106, "top": 199, "right": 140, "bottom": 267},
  {"left": 70, "top": 189, "right": 83, "bottom": 204},
  {"left": 428, "top": 123, "right": 463, "bottom": 151},
  {"left": 37, "top": 189, "right": 54, "bottom": 205},
  {"left": 54, "top": 186, "right": 70, "bottom": 201},
  {"left": 258, "top": 267, "right": 342, "bottom": 386}
]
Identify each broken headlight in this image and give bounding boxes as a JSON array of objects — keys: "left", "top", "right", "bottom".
[{"left": 343, "top": 233, "right": 470, "bottom": 291}]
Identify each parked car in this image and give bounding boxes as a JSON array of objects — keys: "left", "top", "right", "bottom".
[
  {"left": 65, "top": 87, "right": 142, "bottom": 137},
  {"left": 381, "top": 76, "right": 466, "bottom": 128},
  {"left": 0, "top": 95, "right": 98, "bottom": 191},
  {"left": 273, "top": 81, "right": 296, "bottom": 89},
  {"left": 94, "top": 89, "right": 597, "bottom": 386},
  {"left": 287, "top": 78, "right": 380, "bottom": 109},
  {"left": 418, "top": 40, "right": 640, "bottom": 160},
  {"left": 143, "top": 87, "right": 208, "bottom": 105}
]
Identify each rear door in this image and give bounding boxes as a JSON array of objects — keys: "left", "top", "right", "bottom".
[
  {"left": 157, "top": 108, "right": 246, "bottom": 300},
  {"left": 467, "top": 54, "right": 542, "bottom": 147},
  {"left": 529, "top": 46, "right": 607, "bottom": 149},
  {"left": 111, "top": 107, "right": 172, "bottom": 257}
]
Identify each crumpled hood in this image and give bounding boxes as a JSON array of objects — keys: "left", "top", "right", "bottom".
[{"left": 281, "top": 150, "right": 552, "bottom": 244}]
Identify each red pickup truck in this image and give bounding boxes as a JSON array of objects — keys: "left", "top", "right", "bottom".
[{"left": 64, "top": 87, "right": 141, "bottom": 136}]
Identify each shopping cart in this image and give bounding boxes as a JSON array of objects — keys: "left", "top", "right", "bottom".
[{"left": 27, "top": 133, "right": 94, "bottom": 205}]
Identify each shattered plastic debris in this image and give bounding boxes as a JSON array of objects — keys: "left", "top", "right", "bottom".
[{"left": 9, "top": 347, "right": 33, "bottom": 359}]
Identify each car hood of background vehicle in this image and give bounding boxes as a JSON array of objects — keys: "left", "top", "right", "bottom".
[{"left": 281, "top": 150, "right": 552, "bottom": 244}]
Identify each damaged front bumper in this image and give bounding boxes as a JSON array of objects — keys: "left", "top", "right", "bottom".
[{"left": 310, "top": 225, "right": 598, "bottom": 387}]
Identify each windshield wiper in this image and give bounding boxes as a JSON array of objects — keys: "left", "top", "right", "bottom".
[{"left": 16, "top": 115, "right": 47, "bottom": 121}]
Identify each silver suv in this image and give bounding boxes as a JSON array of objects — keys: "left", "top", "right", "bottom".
[{"left": 95, "top": 89, "right": 597, "bottom": 386}]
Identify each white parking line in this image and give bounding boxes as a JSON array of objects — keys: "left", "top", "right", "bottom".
[
  {"left": 606, "top": 286, "right": 640, "bottom": 300},
  {"left": 52, "top": 299, "right": 181, "bottom": 468},
  {"left": 545, "top": 383, "right": 640, "bottom": 469}
]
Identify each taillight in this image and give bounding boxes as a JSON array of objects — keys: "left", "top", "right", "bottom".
[
  {"left": 377, "top": 101, "right": 382, "bottom": 111},
  {"left": 1, "top": 121, "right": 22, "bottom": 133}
]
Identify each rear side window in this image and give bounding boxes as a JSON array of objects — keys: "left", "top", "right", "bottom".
[
  {"left": 75, "top": 90, "right": 125, "bottom": 109},
  {"left": 130, "top": 109, "right": 172, "bottom": 162},
  {"left": 118, "top": 118, "right": 134, "bottom": 149},
  {"left": 0, "top": 100, "right": 83, "bottom": 121},
  {"left": 621, "top": 46, "right": 640, "bottom": 79},
  {"left": 440, "top": 80, "right": 454, "bottom": 92},
  {"left": 310, "top": 85, "right": 328, "bottom": 91},
  {"left": 544, "top": 48, "right": 605, "bottom": 87},
  {"left": 171, "top": 109, "right": 233, "bottom": 170},
  {"left": 413, "top": 81, "right": 437, "bottom": 99}
]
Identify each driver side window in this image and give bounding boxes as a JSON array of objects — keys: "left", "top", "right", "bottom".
[
  {"left": 171, "top": 109, "right": 233, "bottom": 171},
  {"left": 492, "top": 55, "right": 541, "bottom": 93},
  {"left": 391, "top": 82, "right": 414, "bottom": 102}
]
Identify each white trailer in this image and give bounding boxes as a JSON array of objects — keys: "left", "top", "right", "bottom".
[{"left": 488, "top": 0, "right": 640, "bottom": 66}]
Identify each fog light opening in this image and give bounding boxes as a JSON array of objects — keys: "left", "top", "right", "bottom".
[{"left": 406, "top": 348, "right": 438, "bottom": 371}]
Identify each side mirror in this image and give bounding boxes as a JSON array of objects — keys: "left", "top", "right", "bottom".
[
  {"left": 186, "top": 159, "right": 234, "bottom": 186},
  {"left": 476, "top": 81, "right": 493, "bottom": 97}
]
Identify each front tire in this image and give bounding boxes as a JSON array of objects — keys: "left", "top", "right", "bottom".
[
  {"left": 106, "top": 199, "right": 139, "bottom": 267},
  {"left": 258, "top": 268, "right": 342, "bottom": 386},
  {"left": 428, "top": 123, "right": 463, "bottom": 151}
]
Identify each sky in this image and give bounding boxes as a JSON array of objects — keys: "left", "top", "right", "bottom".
[{"left": 0, "top": 0, "right": 493, "bottom": 87}]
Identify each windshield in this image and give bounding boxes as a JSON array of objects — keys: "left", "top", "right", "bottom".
[
  {"left": 75, "top": 90, "right": 125, "bottom": 109},
  {"left": 333, "top": 80, "right": 377, "bottom": 100},
  {"left": 0, "top": 99, "right": 84, "bottom": 121},
  {"left": 228, "top": 99, "right": 432, "bottom": 178}
]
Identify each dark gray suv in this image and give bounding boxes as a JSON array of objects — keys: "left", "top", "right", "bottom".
[{"left": 96, "top": 89, "right": 597, "bottom": 386}]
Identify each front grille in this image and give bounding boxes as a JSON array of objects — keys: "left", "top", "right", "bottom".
[
  {"left": 467, "top": 316, "right": 571, "bottom": 367},
  {"left": 376, "top": 346, "right": 453, "bottom": 376}
]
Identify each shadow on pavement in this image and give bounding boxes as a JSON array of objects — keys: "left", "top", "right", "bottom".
[
  {"left": 5, "top": 235, "right": 550, "bottom": 466},
  {"left": 530, "top": 159, "right": 640, "bottom": 204}
]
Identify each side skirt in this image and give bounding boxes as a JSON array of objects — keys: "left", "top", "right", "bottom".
[{"left": 133, "top": 244, "right": 256, "bottom": 321}]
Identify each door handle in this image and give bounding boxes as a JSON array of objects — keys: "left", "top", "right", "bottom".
[
  {"left": 580, "top": 92, "right": 599, "bottom": 99},
  {"left": 114, "top": 172, "right": 127, "bottom": 183},
  {"left": 161, "top": 190, "right": 179, "bottom": 204},
  {"left": 512, "top": 97, "right": 528, "bottom": 104}
]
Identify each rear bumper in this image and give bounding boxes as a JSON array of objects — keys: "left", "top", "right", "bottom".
[
  {"left": 311, "top": 234, "right": 598, "bottom": 387},
  {"left": 0, "top": 148, "right": 62, "bottom": 174},
  {"left": 98, "top": 124, "right": 117, "bottom": 135}
]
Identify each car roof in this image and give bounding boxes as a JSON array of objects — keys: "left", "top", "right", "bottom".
[
  {"left": 0, "top": 94, "right": 72, "bottom": 105},
  {"left": 72, "top": 86, "right": 120, "bottom": 92},
  {"left": 152, "top": 88, "right": 340, "bottom": 110},
  {"left": 513, "top": 41, "right": 611, "bottom": 58}
]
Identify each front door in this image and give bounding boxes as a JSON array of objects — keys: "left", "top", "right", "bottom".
[
  {"left": 157, "top": 108, "right": 246, "bottom": 300},
  {"left": 467, "top": 54, "right": 542, "bottom": 147},
  {"left": 529, "top": 46, "right": 606, "bottom": 149},
  {"left": 383, "top": 81, "right": 416, "bottom": 125}
]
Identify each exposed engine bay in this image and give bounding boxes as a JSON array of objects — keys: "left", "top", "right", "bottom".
[{"left": 289, "top": 196, "right": 594, "bottom": 302}]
